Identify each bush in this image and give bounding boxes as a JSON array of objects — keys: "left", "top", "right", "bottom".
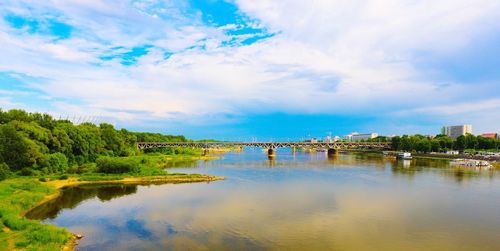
[
  {"left": 67, "top": 163, "right": 96, "bottom": 174},
  {"left": 39, "top": 177, "right": 47, "bottom": 182},
  {"left": 58, "top": 174, "right": 69, "bottom": 180},
  {"left": 41, "top": 153, "right": 68, "bottom": 173},
  {"left": 19, "top": 167, "right": 38, "bottom": 176},
  {"left": 96, "top": 157, "right": 139, "bottom": 174},
  {"left": 0, "top": 163, "right": 9, "bottom": 181}
]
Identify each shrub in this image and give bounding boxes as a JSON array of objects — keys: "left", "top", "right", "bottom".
[
  {"left": 0, "top": 163, "right": 9, "bottom": 181},
  {"left": 58, "top": 174, "right": 69, "bottom": 180},
  {"left": 74, "top": 163, "right": 96, "bottom": 174},
  {"left": 19, "top": 167, "right": 37, "bottom": 176},
  {"left": 39, "top": 177, "right": 47, "bottom": 182},
  {"left": 41, "top": 153, "right": 68, "bottom": 173},
  {"left": 96, "top": 157, "right": 139, "bottom": 174}
]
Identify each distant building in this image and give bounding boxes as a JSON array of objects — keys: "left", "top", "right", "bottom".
[
  {"left": 307, "top": 138, "right": 318, "bottom": 143},
  {"left": 333, "top": 136, "right": 340, "bottom": 142},
  {"left": 345, "top": 132, "right": 378, "bottom": 141},
  {"left": 443, "top": 125, "right": 472, "bottom": 139},
  {"left": 481, "top": 133, "right": 498, "bottom": 139},
  {"left": 344, "top": 133, "right": 354, "bottom": 141}
]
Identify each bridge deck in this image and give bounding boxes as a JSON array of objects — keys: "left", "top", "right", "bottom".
[{"left": 137, "top": 142, "right": 391, "bottom": 150}]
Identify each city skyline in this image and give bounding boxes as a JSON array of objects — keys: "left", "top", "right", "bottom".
[{"left": 1, "top": 1, "right": 499, "bottom": 140}]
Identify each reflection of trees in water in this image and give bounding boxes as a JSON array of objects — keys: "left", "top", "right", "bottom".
[
  {"left": 389, "top": 159, "right": 423, "bottom": 178},
  {"left": 440, "top": 168, "right": 496, "bottom": 184},
  {"left": 385, "top": 157, "right": 498, "bottom": 183},
  {"left": 26, "top": 185, "right": 137, "bottom": 220}
]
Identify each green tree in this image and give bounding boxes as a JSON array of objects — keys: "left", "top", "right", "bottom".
[
  {"left": 100, "top": 123, "right": 125, "bottom": 155},
  {"left": 436, "top": 135, "right": 454, "bottom": 150},
  {"left": 0, "top": 162, "right": 9, "bottom": 181},
  {"left": 430, "top": 140, "right": 441, "bottom": 152},
  {"left": 416, "top": 138, "right": 431, "bottom": 153},
  {"left": 476, "top": 136, "right": 497, "bottom": 149},
  {"left": 454, "top": 135, "right": 466, "bottom": 151},
  {"left": 0, "top": 124, "right": 43, "bottom": 171},
  {"left": 391, "top": 136, "right": 401, "bottom": 150},
  {"left": 41, "top": 153, "right": 69, "bottom": 173},
  {"left": 464, "top": 133, "right": 478, "bottom": 149}
]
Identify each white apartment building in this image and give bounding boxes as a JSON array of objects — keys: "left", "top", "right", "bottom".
[
  {"left": 344, "top": 132, "right": 378, "bottom": 141},
  {"left": 444, "top": 125, "right": 472, "bottom": 139}
]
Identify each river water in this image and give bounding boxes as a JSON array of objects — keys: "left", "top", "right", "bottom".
[{"left": 27, "top": 150, "right": 500, "bottom": 250}]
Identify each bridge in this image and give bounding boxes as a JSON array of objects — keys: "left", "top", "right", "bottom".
[{"left": 137, "top": 141, "right": 392, "bottom": 156}]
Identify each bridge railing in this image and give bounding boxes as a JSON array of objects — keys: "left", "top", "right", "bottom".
[{"left": 137, "top": 141, "right": 392, "bottom": 150}]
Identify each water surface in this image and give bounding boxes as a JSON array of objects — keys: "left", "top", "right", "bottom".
[{"left": 29, "top": 150, "right": 500, "bottom": 250}]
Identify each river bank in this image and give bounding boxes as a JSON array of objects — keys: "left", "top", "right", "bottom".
[
  {"left": 0, "top": 173, "right": 224, "bottom": 251},
  {"left": 344, "top": 149, "right": 500, "bottom": 162}
]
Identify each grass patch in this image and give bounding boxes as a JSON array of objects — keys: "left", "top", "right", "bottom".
[
  {"left": 0, "top": 178, "right": 72, "bottom": 250},
  {"left": 0, "top": 153, "right": 221, "bottom": 250}
]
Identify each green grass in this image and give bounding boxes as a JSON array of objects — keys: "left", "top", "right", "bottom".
[
  {"left": 95, "top": 154, "right": 200, "bottom": 176},
  {"left": 0, "top": 178, "right": 72, "bottom": 250},
  {"left": 0, "top": 153, "right": 216, "bottom": 250}
]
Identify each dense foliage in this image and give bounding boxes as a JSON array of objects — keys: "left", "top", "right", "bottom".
[
  {"left": 390, "top": 134, "right": 499, "bottom": 153},
  {"left": 0, "top": 109, "right": 188, "bottom": 176},
  {"left": 96, "top": 157, "right": 139, "bottom": 174}
]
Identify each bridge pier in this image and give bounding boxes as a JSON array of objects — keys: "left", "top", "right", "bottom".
[
  {"left": 267, "top": 148, "right": 276, "bottom": 157},
  {"left": 327, "top": 148, "right": 338, "bottom": 157},
  {"left": 292, "top": 146, "right": 296, "bottom": 154}
]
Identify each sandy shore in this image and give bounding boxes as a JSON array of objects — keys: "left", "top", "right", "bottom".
[{"left": 20, "top": 174, "right": 224, "bottom": 250}]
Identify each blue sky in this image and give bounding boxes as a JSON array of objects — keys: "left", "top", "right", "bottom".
[{"left": 0, "top": 0, "right": 499, "bottom": 140}]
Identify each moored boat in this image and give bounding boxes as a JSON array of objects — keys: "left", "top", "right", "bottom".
[{"left": 397, "top": 152, "right": 412, "bottom": 160}]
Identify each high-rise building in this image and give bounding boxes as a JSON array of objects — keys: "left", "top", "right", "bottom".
[{"left": 444, "top": 125, "right": 472, "bottom": 139}]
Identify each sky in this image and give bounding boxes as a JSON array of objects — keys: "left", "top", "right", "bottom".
[{"left": 0, "top": 0, "right": 499, "bottom": 140}]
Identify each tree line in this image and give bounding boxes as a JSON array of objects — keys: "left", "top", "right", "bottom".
[
  {"left": 388, "top": 134, "right": 499, "bottom": 153},
  {"left": 0, "top": 109, "right": 188, "bottom": 178}
]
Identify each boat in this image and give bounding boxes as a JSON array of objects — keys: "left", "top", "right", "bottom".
[
  {"left": 450, "top": 159, "right": 492, "bottom": 169},
  {"left": 383, "top": 151, "right": 397, "bottom": 158},
  {"left": 397, "top": 152, "right": 412, "bottom": 160}
]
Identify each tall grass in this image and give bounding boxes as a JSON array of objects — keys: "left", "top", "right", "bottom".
[{"left": 0, "top": 178, "right": 72, "bottom": 250}]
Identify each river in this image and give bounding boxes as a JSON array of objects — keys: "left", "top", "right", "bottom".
[{"left": 27, "top": 150, "right": 500, "bottom": 250}]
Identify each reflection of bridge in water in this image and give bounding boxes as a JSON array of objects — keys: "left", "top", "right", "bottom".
[{"left": 137, "top": 142, "right": 392, "bottom": 156}]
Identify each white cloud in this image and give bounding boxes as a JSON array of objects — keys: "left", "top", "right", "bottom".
[
  {"left": 410, "top": 98, "right": 500, "bottom": 115},
  {"left": 42, "top": 43, "right": 93, "bottom": 61},
  {"left": 0, "top": 0, "right": 499, "bottom": 131}
]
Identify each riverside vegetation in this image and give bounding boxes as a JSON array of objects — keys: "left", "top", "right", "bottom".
[
  {"left": 0, "top": 109, "right": 222, "bottom": 250},
  {"left": 359, "top": 134, "right": 499, "bottom": 153}
]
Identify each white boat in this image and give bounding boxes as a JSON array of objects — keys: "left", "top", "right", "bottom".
[
  {"left": 450, "top": 159, "right": 492, "bottom": 169},
  {"left": 397, "top": 152, "right": 412, "bottom": 160}
]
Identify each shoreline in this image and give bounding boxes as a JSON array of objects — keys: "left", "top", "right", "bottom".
[
  {"left": 22, "top": 174, "right": 225, "bottom": 217},
  {"left": 1, "top": 173, "right": 224, "bottom": 251},
  {"left": 345, "top": 149, "right": 500, "bottom": 162},
  {"left": 26, "top": 174, "right": 224, "bottom": 250}
]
